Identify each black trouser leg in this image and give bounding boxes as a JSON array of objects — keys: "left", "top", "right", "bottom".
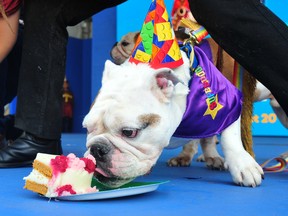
[
  {"left": 0, "top": 62, "right": 7, "bottom": 119},
  {"left": 5, "top": 24, "right": 23, "bottom": 105},
  {"left": 189, "top": 0, "right": 288, "bottom": 115},
  {"left": 15, "top": 0, "right": 68, "bottom": 140},
  {"left": 15, "top": 0, "right": 126, "bottom": 139}
]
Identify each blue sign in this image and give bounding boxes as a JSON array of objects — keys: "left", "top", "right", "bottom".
[{"left": 252, "top": 100, "right": 287, "bottom": 136}]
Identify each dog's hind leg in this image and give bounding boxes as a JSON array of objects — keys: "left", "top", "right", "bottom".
[
  {"left": 199, "top": 136, "right": 225, "bottom": 170},
  {"left": 270, "top": 98, "right": 288, "bottom": 128},
  {"left": 167, "top": 139, "right": 199, "bottom": 167},
  {"left": 254, "top": 81, "right": 288, "bottom": 128}
]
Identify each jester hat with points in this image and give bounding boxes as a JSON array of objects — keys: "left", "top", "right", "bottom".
[{"left": 129, "top": 0, "right": 183, "bottom": 69}]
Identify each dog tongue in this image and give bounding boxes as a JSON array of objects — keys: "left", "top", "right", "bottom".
[
  {"left": 156, "top": 77, "right": 168, "bottom": 89},
  {"left": 95, "top": 167, "right": 109, "bottom": 177}
]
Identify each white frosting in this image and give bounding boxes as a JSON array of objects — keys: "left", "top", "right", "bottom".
[
  {"left": 61, "top": 169, "right": 93, "bottom": 192},
  {"left": 23, "top": 169, "right": 49, "bottom": 185},
  {"left": 44, "top": 168, "right": 95, "bottom": 197},
  {"left": 35, "top": 153, "right": 57, "bottom": 165}
]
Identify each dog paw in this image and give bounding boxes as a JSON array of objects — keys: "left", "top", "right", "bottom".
[
  {"left": 196, "top": 154, "right": 225, "bottom": 170},
  {"left": 225, "top": 152, "right": 264, "bottom": 187},
  {"left": 205, "top": 156, "right": 225, "bottom": 170},
  {"left": 167, "top": 156, "right": 191, "bottom": 167}
]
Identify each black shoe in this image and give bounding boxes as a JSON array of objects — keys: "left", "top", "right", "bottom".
[{"left": 0, "top": 132, "right": 63, "bottom": 168}]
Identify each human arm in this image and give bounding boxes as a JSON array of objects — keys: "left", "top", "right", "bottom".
[{"left": 0, "top": 8, "right": 19, "bottom": 62}]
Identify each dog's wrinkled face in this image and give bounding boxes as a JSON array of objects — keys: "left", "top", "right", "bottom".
[
  {"left": 110, "top": 32, "right": 139, "bottom": 65},
  {"left": 83, "top": 60, "right": 184, "bottom": 188}
]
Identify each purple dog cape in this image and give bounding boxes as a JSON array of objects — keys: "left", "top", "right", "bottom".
[{"left": 173, "top": 46, "right": 242, "bottom": 139}]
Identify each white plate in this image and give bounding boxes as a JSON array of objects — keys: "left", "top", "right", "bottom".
[{"left": 55, "top": 181, "right": 167, "bottom": 201}]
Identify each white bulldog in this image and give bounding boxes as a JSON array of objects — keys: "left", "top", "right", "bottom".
[{"left": 83, "top": 50, "right": 264, "bottom": 188}]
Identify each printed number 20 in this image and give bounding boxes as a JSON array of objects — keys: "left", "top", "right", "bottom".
[{"left": 261, "top": 113, "right": 277, "bottom": 123}]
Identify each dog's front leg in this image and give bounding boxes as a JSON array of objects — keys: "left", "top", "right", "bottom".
[{"left": 221, "top": 117, "right": 264, "bottom": 187}]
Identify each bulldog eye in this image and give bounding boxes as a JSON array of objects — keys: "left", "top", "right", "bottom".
[
  {"left": 121, "top": 41, "right": 129, "bottom": 47},
  {"left": 122, "top": 128, "right": 138, "bottom": 138}
]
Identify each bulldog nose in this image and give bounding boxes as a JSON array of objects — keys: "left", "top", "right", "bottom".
[{"left": 90, "top": 143, "right": 111, "bottom": 162}]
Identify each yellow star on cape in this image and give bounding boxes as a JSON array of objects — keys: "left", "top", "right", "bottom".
[{"left": 203, "top": 94, "right": 223, "bottom": 119}]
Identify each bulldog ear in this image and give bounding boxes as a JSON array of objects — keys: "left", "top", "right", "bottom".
[
  {"left": 154, "top": 68, "right": 182, "bottom": 102},
  {"left": 102, "top": 60, "right": 121, "bottom": 84}
]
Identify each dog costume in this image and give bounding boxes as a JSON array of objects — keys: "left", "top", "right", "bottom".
[{"left": 173, "top": 45, "right": 242, "bottom": 140}]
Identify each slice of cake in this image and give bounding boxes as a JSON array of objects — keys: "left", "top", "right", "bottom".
[{"left": 24, "top": 153, "right": 98, "bottom": 197}]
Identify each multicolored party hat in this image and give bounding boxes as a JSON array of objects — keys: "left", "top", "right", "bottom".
[{"left": 129, "top": 0, "right": 183, "bottom": 69}]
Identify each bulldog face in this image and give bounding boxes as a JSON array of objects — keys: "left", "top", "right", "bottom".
[
  {"left": 110, "top": 32, "right": 139, "bottom": 65},
  {"left": 83, "top": 60, "right": 186, "bottom": 188}
]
